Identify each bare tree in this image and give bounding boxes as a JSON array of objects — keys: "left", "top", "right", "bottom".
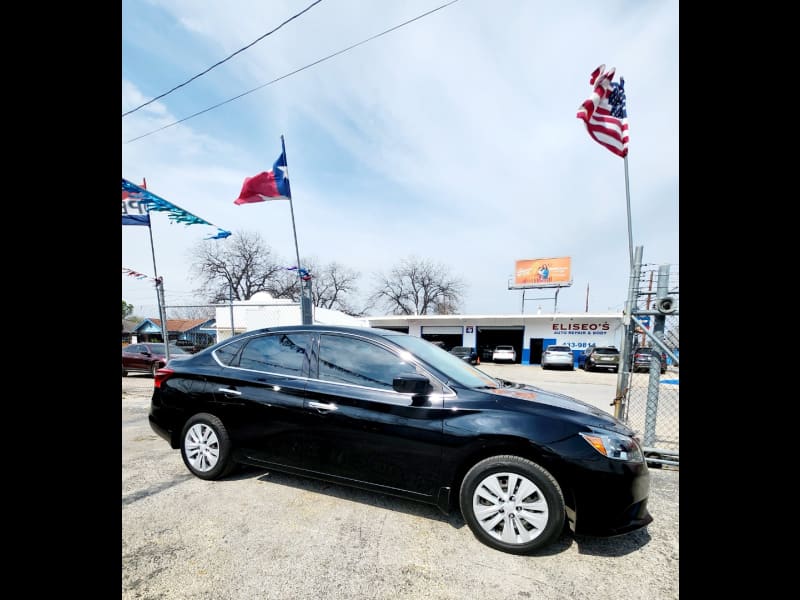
[
  {"left": 188, "top": 230, "right": 286, "bottom": 302},
  {"left": 188, "top": 232, "right": 367, "bottom": 314},
  {"left": 166, "top": 305, "right": 216, "bottom": 321},
  {"left": 370, "top": 256, "right": 466, "bottom": 315},
  {"left": 308, "top": 260, "right": 361, "bottom": 311},
  {"left": 275, "top": 258, "right": 366, "bottom": 316}
]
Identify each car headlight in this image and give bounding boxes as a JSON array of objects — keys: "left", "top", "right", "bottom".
[{"left": 579, "top": 429, "right": 644, "bottom": 462}]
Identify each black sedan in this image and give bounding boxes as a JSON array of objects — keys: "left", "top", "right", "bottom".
[
  {"left": 149, "top": 325, "right": 652, "bottom": 555},
  {"left": 449, "top": 345, "right": 479, "bottom": 365}
]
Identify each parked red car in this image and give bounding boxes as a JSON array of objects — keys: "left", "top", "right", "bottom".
[{"left": 122, "top": 343, "right": 189, "bottom": 377}]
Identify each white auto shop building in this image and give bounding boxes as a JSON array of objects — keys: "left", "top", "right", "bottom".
[
  {"left": 365, "top": 313, "right": 624, "bottom": 365},
  {"left": 212, "top": 293, "right": 624, "bottom": 366}
]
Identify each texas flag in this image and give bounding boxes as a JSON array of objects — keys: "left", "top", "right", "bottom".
[{"left": 234, "top": 151, "right": 292, "bottom": 205}]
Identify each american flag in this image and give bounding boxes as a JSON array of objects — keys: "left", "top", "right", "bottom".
[{"left": 576, "top": 65, "right": 629, "bottom": 158}]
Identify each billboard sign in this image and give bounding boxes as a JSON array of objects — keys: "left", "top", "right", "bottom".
[{"left": 512, "top": 257, "right": 572, "bottom": 289}]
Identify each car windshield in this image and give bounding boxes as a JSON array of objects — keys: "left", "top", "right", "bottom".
[
  {"left": 451, "top": 347, "right": 471, "bottom": 353},
  {"left": 387, "top": 335, "right": 500, "bottom": 388},
  {"left": 147, "top": 344, "right": 188, "bottom": 355},
  {"left": 548, "top": 346, "right": 571, "bottom": 352}
]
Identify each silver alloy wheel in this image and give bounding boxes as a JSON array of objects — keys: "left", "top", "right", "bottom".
[
  {"left": 184, "top": 423, "right": 220, "bottom": 472},
  {"left": 472, "top": 471, "right": 550, "bottom": 545}
]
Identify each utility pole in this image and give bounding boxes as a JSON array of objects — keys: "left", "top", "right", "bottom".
[
  {"left": 614, "top": 245, "right": 643, "bottom": 420},
  {"left": 155, "top": 277, "right": 170, "bottom": 362},
  {"left": 301, "top": 276, "right": 313, "bottom": 324},
  {"left": 585, "top": 282, "right": 589, "bottom": 312},
  {"left": 641, "top": 270, "right": 654, "bottom": 347},
  {"left": 228, "top": 279, "right": 235, "bottom": 339}
]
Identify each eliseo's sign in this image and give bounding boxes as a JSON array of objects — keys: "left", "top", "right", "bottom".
[{"left": 552, "top": 322, "right": 610, "bottom": 331}]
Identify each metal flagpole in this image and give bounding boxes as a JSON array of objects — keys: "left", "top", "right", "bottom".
[
  {"left": 623, "top": 156, "right": 633, "bottom": 269},
  {"left": 613, "top": 157, "right": 635, "bottom": 419},
  {"left": 281, "top": 135, "right": 312, "bottom": 325},
  {"left": 141, "top": 177, "right": 171, "bottom": 361}
]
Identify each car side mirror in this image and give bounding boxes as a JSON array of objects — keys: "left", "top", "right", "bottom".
[
  {"left": 393, "top": 374, "right": 432, "bottom": 395},
  {"left": 141, "top": 351, "right": 151, "bottom": 356}
]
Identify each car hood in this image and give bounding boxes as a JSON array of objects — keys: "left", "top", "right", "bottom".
[{"left": 486, "top": 381, "right": 630, "bottom": 434}]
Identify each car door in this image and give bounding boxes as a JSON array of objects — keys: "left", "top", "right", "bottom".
[
  {"left": 301, "top": 332, "right": 446, "bottom": 499},
  {"left": 129, "top": 344, "right": 149, "bottom": 371},
  {"left": 204, "top": 332, "right": 313, "bottom": 470}
]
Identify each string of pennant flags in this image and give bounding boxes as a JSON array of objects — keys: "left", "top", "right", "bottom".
[
  {"left": 287, "top": 266, "right": 312, "bottom": 280},
  {"left": 122, "top": 267, "right": 159, "bottom": 282},
  {"left": 121, "top": 178, "right": 232, "bottom": 240}
]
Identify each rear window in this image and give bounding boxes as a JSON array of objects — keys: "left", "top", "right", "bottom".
[
  {"left": 594, "top": 347, "right": 619, "bottom": 355},
  {"left": 495, "top": 346, "right": 514, "bottom": 351},
  {"left": 547, "top": 346, "right": 571, "bottom": 352},
  {"left": 452, "top": 347, "right": 471, "bottom": 353}
]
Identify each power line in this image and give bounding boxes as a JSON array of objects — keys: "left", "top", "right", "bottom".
[
  {"left": 124, "top": 0, "right": 460, "bottom": 144},
  {"left": 122, "top": 0, "right": 324, "bottom": 118}
]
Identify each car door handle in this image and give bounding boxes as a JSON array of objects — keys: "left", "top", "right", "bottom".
[
  {"left": 217, "top": 387, "right": 242, "bottom": 396},
  {"left": 308, "top": 401, "right": 338, "bottom": 412}
]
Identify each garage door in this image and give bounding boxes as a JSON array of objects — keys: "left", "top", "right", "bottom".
[{"left": 421, "top": 326, "right": 463, "bottom": 335}]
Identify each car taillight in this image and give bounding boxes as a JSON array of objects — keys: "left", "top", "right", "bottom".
[{"left": 153, "top": 368, "right": 174, "bottom": 389}]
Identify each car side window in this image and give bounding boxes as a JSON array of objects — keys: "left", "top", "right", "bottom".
[
  {"left": 126, "top": 345, "right": 139, "bottom": 353},
  {"left": 214, "top": 339, "right": 246, "bottom": 366},
  {"left": 238, "top": 333, "right": 311, "bottom": 377},
  {"left": 318, "top": 334, "right": 418, "bottom": 390}
]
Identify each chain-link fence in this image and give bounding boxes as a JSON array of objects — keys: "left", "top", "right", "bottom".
[{"left": 621, "top": 264, "right": 679, "bottom": 467}]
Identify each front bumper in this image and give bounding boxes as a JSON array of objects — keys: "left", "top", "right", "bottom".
[{"left": 568, "top": 462, "right": 652, "bottom": 536}]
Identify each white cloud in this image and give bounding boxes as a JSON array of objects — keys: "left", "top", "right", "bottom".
[{"left": 122, "top": 0, "right": 678, "bottom": 318}]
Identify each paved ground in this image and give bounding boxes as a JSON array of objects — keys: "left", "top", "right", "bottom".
[{"left": 122, "top": 367, "right": 678, "bottom": 599}]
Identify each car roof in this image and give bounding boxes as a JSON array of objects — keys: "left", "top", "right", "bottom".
[{"left": 230, "top": 324, "right": 408, "bottom": 342}]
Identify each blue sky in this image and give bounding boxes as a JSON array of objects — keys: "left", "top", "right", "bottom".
[{"left": 122, "top": 0, "right": 678, "bottom": 318}]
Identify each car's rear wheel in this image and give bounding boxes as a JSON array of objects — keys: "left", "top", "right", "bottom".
[
  {"left": 122, "top": 365, "right": 128, "bottom": 377},
  {"left": 460, "top": 455, "right": 565, "bottom": 555},
  {"left": 180, "top": 413, "right": 236, "bottom": 480}
]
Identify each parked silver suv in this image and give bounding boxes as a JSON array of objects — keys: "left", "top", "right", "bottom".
[{"left": 541, "top": 345, "right": 574, "bottom": 370}]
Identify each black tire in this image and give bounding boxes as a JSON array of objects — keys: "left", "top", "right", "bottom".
[
  {"left": 459, "top": 455, "right": 565, "bottom": 555},
  {"left": 151, "top": 362, "right": 161, "bottom": 377},
  {"left": 180, "top": 413, "right": 236, "bottom": 480},
  {"left": 122, "top": 365, "right": 128, "bottom": 377}
]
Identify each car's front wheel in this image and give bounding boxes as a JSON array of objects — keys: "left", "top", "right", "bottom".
[
  {"left": 151, "top": 362, "right": 161, "bottom": 377},
  {"left": 180, "top": 413, "right": 236, "bottom": 480},
  {"left": 460, "top": 455, "right": 565, "bottom": 555}
]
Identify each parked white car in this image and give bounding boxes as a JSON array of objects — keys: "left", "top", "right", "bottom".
[
  {"left": 541, "top": 345, "right": 574, "bottom": 370},
  {"left": 492, "top": 345, "right": 516, "bottom": 362}
]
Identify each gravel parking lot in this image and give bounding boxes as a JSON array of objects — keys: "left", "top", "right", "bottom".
[{"left": 122, "top": 365, "right": 678, "bottom": 599}]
